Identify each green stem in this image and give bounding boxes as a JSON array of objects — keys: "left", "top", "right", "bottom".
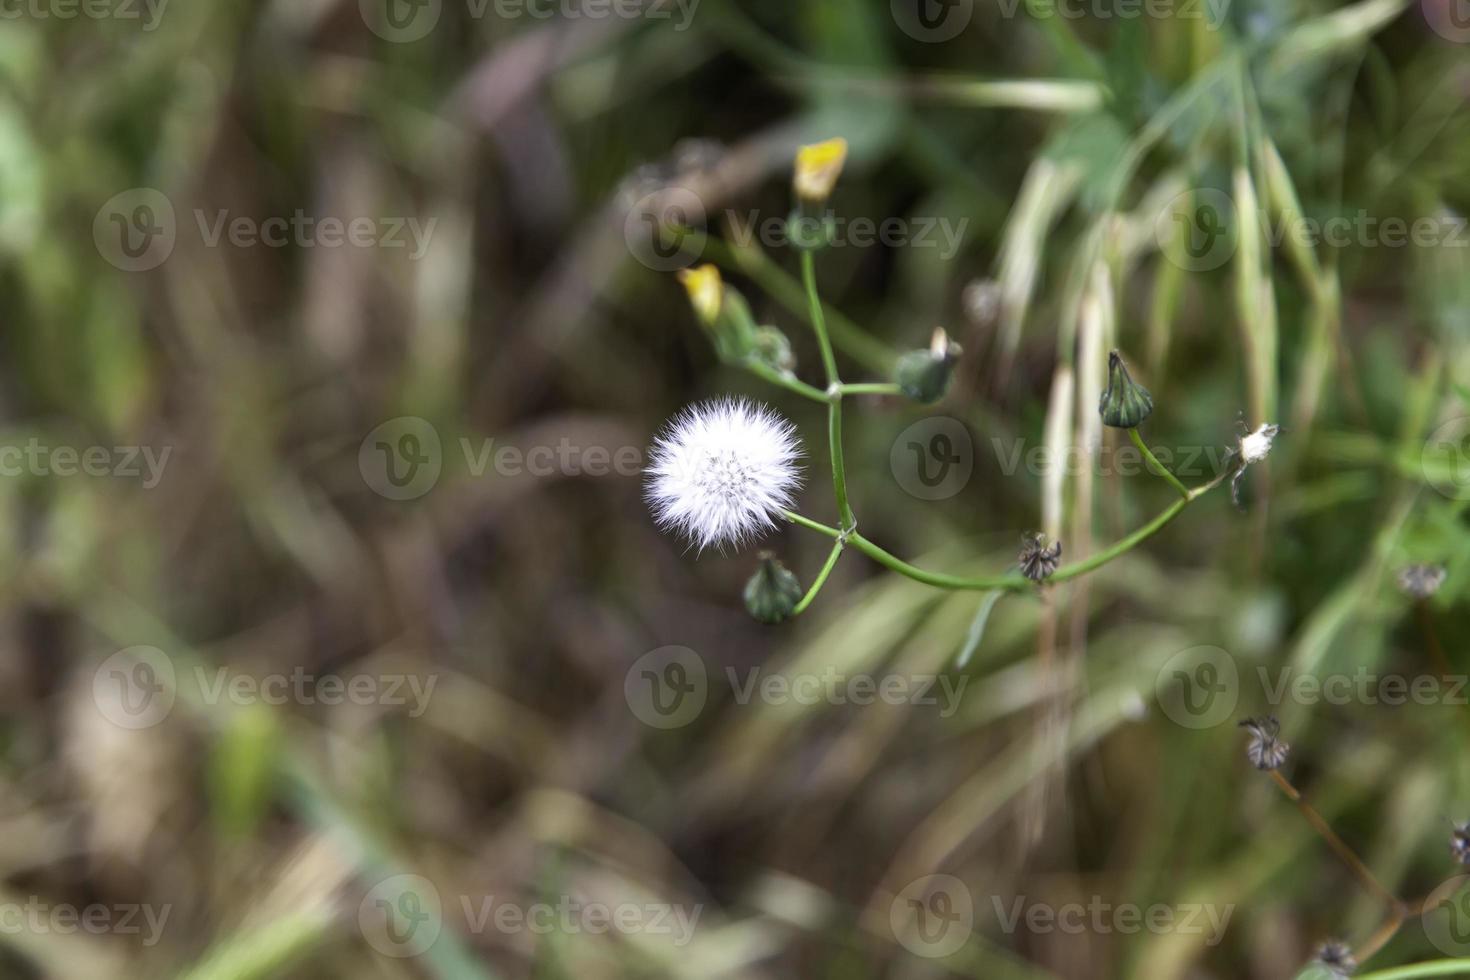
[
  {"left": 792, "top": 541, "right": 845, "bottom": 615},
  {"left": 800, "top": 249, "right": 840, "bottom": 385},
  {"left": 784, "top": 510, "right": 841, "bottom": 539},
  {"left": 741, "top": 358, "right": 829, "bottom": 403},
  {"left": 801, "top": 248, "right": 855, "bottom": 530},
  {"left": 849, "top": 531, "right": 1025, "bottom": 591},
  {"left": 1128, "top": 427, "right": 1190, "bottom": 498},
  {"left": 697, "top": 234, "right": 896, "bottom": 374},
  {"left": 1355, "top": 962, "right": 1470, "bottom": 980},
  {"left": 780, "top": 466, "right": 1230, "bottom": 593},
  {"left": 839, "top": 382, "right": 903, "bottom": 397}
]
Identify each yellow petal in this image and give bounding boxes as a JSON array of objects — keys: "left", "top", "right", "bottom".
[
  {"left": 677, "top": 264, "right": 724, "bottom": 324},
  {"left": 793, "top": 137, "right": 848, "bottom": 203}
]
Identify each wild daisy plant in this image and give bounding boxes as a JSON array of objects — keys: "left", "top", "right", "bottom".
[{"left": 646, "top": 137, "right": 1280, "bottom": 625}]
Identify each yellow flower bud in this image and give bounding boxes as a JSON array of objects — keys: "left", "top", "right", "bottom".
[
  {"left": 793, "top": 137, "right": 848, "bottom": 204},
  {"left": 676, "top": 264, "right": 724, "bottom": 325}
]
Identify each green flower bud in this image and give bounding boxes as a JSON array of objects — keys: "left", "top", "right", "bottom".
[
  {"left": 1098, "top": 350, "right": 1154, "bottom": 428},
  {"left": 743, "top": 553, "right": 803, "bottom": 625},
  {"left": 895, "top": 327, "right": 962, "bottom": 404},
  {"left": 785, "top": 208, "right": 837, "bottom": 251}
]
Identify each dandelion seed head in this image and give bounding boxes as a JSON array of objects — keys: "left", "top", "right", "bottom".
[{"left": 645, "top": 398, "right": 803, "bottom": 552}]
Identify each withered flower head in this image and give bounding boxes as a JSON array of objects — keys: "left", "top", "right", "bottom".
[
  {"left": 1239, "top": 715, "right": 1289, "bottom": 771},
  {"left": 1018, "top": 533, "right": 1062, "bottom": 583},
  {"left": 1451, "top": 822, "right": 1470, "bottom": 866},
  {"left": 1314, "top": 940, "right": 1356, "bottom": 977},
  {"left": 1397, "top": 563, "right": 1447, "bottom": 600}
]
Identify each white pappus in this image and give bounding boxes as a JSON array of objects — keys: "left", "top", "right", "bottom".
[{"left": 645, "top": 398, "right": 803, "bottom": 552}]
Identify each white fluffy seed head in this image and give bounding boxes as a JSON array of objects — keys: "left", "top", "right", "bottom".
[{"left": 645, "top": 398, "right": 803, "bottom": 552}]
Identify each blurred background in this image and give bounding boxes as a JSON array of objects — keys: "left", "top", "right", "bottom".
[{"left": 3, "top": 0, "right": 1470, "bottom": 976}]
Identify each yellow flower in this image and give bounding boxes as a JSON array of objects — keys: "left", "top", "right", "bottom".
[
  {"left": 793, "top": 137, "right": 848, "bottom": 204},
  {"left": 677, "top": 264, "right": 724, "bottom": 325}
]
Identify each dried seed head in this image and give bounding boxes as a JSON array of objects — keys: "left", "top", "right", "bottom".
[
  {"left": 1238, "top": 423, "right": 1280, "bottom": 465},
  {"left": 1239, "top": 715, "right": 1289, "bottom": 771},
  {"left": 1398, "top": 563, "right": 1447, "bottom": 600},
  {"left": 1451, "top": 823, "right": 1470, "bottom": 865},
  {"left": 1229, "top": 422, "right": 1281, "bottom": 510},
  {"left": 1314, "top": 940, "right": 1356, "bottom": 977},
  {"left": 1018, "top": 533, "right": 1062, "bottom": 583}
]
